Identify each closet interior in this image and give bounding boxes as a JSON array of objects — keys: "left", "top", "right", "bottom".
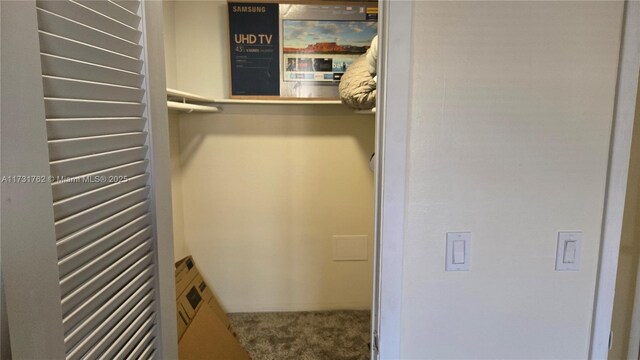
[{"left": 162, "top": 1, "right": 378, "bottom": 359}]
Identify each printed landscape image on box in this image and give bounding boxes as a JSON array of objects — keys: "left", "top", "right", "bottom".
[{"left": 282, "top": 20, "right": 377, "bottom": 83}]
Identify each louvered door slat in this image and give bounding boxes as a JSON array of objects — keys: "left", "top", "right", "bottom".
[
  {"left": 115, "top": 321, "right": 155, "bottom": 360},
  {"left": 41, "top": 54, "right": 144, "bottom": 88},
  {"left": 112, "top": 0, "right": 140, "bottom": 14},
  {"left": 100, "top": 312, "right": 156, "bottom": 360},
  {"left": 108, "top": 317, "right": 155, "bottom": 360},
  {"left": 44, "top": 76, "right": 144, "bottom": 102},
  {"left": 112, "top": 320, "right": 155, "bottom": 360},
  {"left": 59, "top": 227, "right": 150, "bottom": 294},
  {"left": 67, "top": 292, "right": 154, "bottom": 360},
  {"left": 36, "top": 0, "right": 141, "bottom": 43},
  {"left": 36, "top": 0, "right": 161, "bottom": 357},
  {"left": 58, "top": 214, "right": 151, "bottom": 277},
  {"left": 140, "top": 343, "right": 156, "bottom": 360},
  {"left": 36, "top": 9, "right": 142, "bottom": 58},
  {"left": 51, "top": 160, "right": 148, "bottom": 201},
  {"left": 56, "top": 200, "right": 149, "bottom": 258},
  {"left": 48, "top": 132, "right": 147, "bottom": 161},
  {"left": 54, "top": 187, "right": 149, "bottom": 238},
  {"left": 53, "top": 173, "right": 148, "bottom": 220},
  {"left": 47, "top": 118, "right": 146, "bottom": 140},
  {"left": 64, "top": 278, "right": 153, "bottom": 349},
  {"left": 39, "top": 32, "right": 143, "bottom": 73},
  {"left": 77, "top": 298, "right": 155, "bottom": 360},
  {"left": 61, "top": 258, "right": 153, "bottom": 335},
  {"left": 63, "top": 265, "right": 153, "bottom": 333},
  {"left": 127, "top": 326, "right": 155, "bottom": 360},
  {"left": 74, "top": 0, "right": 140, "bottom": 29},
  {"left": 50, "top": 146, "right": 148, "bottom": 178},
  {"left": 60, "top": 240, "right": 151, "bottom": 313},
  {"left": 45, "top": 98, "right": 145, "bottom": 118}
]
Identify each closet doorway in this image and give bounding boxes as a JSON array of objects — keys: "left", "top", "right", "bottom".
[
  {"left": 608, "top": 80, "right": 640, "bottom": 359},
  {"left": 163, "top": 1, "right": 409, "bottom": 359}
]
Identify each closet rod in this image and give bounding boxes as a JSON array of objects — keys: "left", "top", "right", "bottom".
[
  {"left": 167, "top": 88, "right": 214, "bottom": 102},
  {"left": 354, "top": 108, "right": 376, "bottom": 115},
  {"left": 166, "top": 88, "right": 375, "bottom": 114},
  {"left": 167, "top": 101, "right": 220, "bottom": 113},
  {"left": 212, "top": 99, "right": 343, "bottom": 105},
  {"left": 167, "top": 88, "right": 341, "bottom": 106}
]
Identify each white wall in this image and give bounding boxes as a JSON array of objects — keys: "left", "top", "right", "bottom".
[
  {"left": 611, "top": 79, "right": 640, "bottom": 359},
  {"left": 163, "top": 1, "right": 376, "bottom": 311},
  {"left": 400, "top": 2, "right": 623, "bottom": 358}
]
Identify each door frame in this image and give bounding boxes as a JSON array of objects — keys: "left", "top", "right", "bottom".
[
  {"left": 372, "top": 1, "right": 413, "bottom": 359},
  {"left": 629, "top": 256, "right": 640, "bottom": 359},
  {"left": 140, "top": 1, "right": 179, "bottom": 358},
  {"left": 590, "top": 1, "right": 640, "bottom": 358}
]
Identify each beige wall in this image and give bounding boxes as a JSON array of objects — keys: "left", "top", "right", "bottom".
[
  {"left": 611, "top": 79, "right": 640, "bottom": 359},
  {"left": 179, "top": 106, "right": 375, "bottom": 312},
  {"left": 400, "top": 1, "right": 623, "bottom": 358},
  {"left": 174, "top": 0, "right": 229, "bottom": 98},
  {"left": 162, "top": 1, "right": 376, "bottom": 311},
  {"left": 162, "top": 0, "right": 177, "bottom": 89}
]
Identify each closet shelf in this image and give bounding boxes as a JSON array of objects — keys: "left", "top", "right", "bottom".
[{"left": 166, "top": 88, "right": 375, "bottom": 114}]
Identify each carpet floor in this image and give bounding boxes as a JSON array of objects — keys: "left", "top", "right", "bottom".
[{"left": 228, "top": 310, "right": 371, "bottom": 360}]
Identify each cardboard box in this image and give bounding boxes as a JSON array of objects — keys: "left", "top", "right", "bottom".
[
  {"left": 178, "top": 305, "right": 250, "bottom": 360},
  {"left": 194, "top": 274, "right": 231, "bottom": 329},
  {"left": 177, "top": 306, "right": 189, "bottom": 340},
  {"left": 175, "top": 256, "right": 199, "bottom": 297},
  {"left": 175, "top": 256, "right": 250, "bottom": 359},
  {"left": 178, "top": 285, "right": 203, "bottom": 321},
  {"left": 227, "top": 1, "right": 378, "bottom": 99}
]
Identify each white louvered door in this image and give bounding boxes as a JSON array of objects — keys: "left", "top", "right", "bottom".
[{"left": 35, "top": 1, "right": 161, "bottom": 358}]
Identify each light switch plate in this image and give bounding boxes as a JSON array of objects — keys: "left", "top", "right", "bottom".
[
  {"left": 446, "top": 232, "right": 471, "bottom": 271},
  {"left": 556, "top": 231, "right": 582, "bottom": 271}
]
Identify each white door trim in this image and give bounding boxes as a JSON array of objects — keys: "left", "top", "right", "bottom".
[
  {"left": 1, "top": 1, "right": 178, "bottom": 357},
  {"left": 628, "top": 256, "right": 640, "bottom": 359},
  {"left": 0, "top": 1, "right": 67, "bottom": 357},
  {"left": 140, "top": 1, "right": 179, "bottom": 358},
  {"left": 590, "top": 1, "right": 640, "bottom": 358},
  {"left": 373, "top": 1, "right": 413, "bottom": 359}
]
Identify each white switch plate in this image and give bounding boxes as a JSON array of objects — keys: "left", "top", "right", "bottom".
[
  {"left": 446, "top": 232, "right": 471, "bottom": 271},
  {"left": 556, "top": 231, "right": 582, "bottom": 271},
  {"left": 332, "top": 235, "right": 368, "bottom": 261}
]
